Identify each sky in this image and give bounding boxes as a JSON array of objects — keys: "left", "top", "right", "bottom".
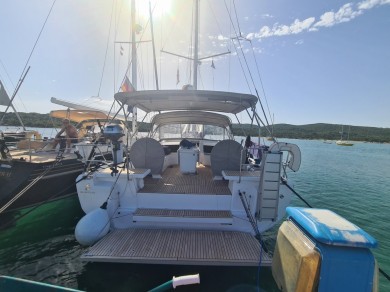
[{"left": 0, "top": 0, "right": 389, "bottom": 128}]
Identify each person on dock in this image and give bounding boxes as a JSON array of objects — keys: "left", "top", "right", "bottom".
[{"left": 52, "top": 118, "right": 78, "bottom": 153}]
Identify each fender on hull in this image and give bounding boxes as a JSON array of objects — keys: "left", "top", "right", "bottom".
[{"left": 75, "top": 207, "right": 110, "bottom": 246}]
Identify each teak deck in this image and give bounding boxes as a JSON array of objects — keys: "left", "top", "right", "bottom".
[
  {"left": 81, "top": 228, "right": 272, "bottom": 266},
  {"left": 140, "top": 164, "right": 231, "bottom": 195}
]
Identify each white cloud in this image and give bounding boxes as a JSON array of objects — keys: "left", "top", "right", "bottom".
[
  {"left": 358, "top": 0, "right": 390, "bottom": 10},
  {"left": 290, "top": 17, "right": 316, "bottom": 33},
  {"left": 252, "top": 0, "right": 389, "bottom": 39},
  {"left": 217, "top": 34, "right": 229, "bottom": 41},
  {"left": 261, "top": 14, "right": 274, "bottom": 19},
  {"left": 314, "top": 3, "right": 362, "bottom": 28},
  {"left": 246, "top": 32, "right": 255, "bottom": 40},
  {"left": 255, "top": 17, "right": 315, "bottom": 38}
]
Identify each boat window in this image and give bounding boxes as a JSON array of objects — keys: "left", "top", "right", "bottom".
[{"left": 157, "top": 124, "right": 227, "bottom": 140}]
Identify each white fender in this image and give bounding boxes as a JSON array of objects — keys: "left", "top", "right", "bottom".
[
  {"left": 268, "top": 142, "right": 301, "bottom": 172},
  {"left": 75, "top": 207, "right": 110, "bottom": 246}
]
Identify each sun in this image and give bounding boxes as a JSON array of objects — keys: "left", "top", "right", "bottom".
[{"left": 135, "top": 0, "right": 173, "bottom": 20}]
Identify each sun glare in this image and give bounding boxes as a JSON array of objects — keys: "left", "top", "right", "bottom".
[{"left": 135, "top": 0, "right": 172, "bottom": 20}]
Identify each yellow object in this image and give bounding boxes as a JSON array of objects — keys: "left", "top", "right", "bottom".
[
  {"left": 373, "top": 259, "right": 379, "bottom": 292},
  {"left": 272, "top": 220, "right": 320, "bottom": 292}
]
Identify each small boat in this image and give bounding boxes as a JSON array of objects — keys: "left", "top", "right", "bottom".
[
  {"left": 0, "top": 274, "right": 200, "bottom": 291},
  {"left": 336, "top": 125, "right": 354, "bottom": 146},
  {"left": 0, "top": 275, "right": 82, "bottom": 291}
]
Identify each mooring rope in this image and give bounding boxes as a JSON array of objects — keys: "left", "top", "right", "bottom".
[
  {"left": 280, "top": 177, "right": 312, "bottom": 208},
  {"left": 238, "top": 190, "right": 268, "bottom": 253}
]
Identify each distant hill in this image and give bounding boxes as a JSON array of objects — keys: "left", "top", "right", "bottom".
[
  {"left": 1, "top": 112, "right": 390, "bottom": 143},
  {"left": 233, "top": 123, "right": 390, "bottom": 143}
]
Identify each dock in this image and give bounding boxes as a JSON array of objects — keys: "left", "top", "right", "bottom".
[{"left": 81, "top": 228, "right": 272, "bottom": 266}]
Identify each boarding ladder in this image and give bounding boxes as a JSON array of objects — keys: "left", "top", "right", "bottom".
[{"left": 256, "top": 151, "right": 283, "bottom": 221}]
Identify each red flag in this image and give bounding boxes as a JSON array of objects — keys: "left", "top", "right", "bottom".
[{"left": 121, "top": 75, "right": 135, "bottom": 92}]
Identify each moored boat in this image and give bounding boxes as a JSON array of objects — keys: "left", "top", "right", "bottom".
[
  {"left": 75, "top": 89, "right": 301, "bottom": 266},
  {"left": 0, "top": 109, "right": 125, "bottom": 217},
  {"left": 71, "top": 1, "right": 382, "bottom": 290}
]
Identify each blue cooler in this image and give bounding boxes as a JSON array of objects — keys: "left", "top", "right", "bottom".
[{"left": 272, "top": 207, "right": 378, "bottom": 292}]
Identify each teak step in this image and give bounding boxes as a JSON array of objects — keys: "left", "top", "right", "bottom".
[
  {"left": 133, "top": 208, "right": 233, "bottom": 224},
  {"left": 81, "top": 228, "right": 272, "bottom": 266}
]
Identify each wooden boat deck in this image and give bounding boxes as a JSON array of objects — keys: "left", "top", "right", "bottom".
[
  {"left": 7, "top": 149, "right": 77, "bottom": 163},
  {"left": 140, "top": 164, "right": 231, "bottom": 195},
  {"left": 133, "top": 209, "right": 233, "bottom": 224},
  {"left": 81, "top": 229, "right": 272, "bottom": 266}
]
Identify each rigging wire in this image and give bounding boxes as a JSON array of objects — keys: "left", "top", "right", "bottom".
[
  {"left": 247, "top": 40, "right": 273, "bottom": 124},
  {"left": 224, "top": 0, "right": 272, "bottom": 130},
  {"left": 16, "top": 0, "right": 58, "bottom": 93},
  {"left": 0, "top": 61, "right": 28, "bottom": 112},
  {"left": 97, "top": 0, "right": 115, "bottom": 97},
  {"left": 0, "top": 0, "right": 57, "bottom": 125}
]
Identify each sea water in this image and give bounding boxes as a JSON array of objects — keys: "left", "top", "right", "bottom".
[{"left": 0, "top": 139, "right": 389, "bottom": 291}]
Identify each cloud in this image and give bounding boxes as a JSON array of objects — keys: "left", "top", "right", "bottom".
[
  {"left": 252, "top": 0, "right": 389, "bottom": 39},
  {"left": 314, "top": 3, "right": 362, "bottom": 28},
  {"left": 358, "top": 0, "right": 390, "bottom": 10},
  {"left": 255, "top": 17, "right": 315, "bottom": 38}
]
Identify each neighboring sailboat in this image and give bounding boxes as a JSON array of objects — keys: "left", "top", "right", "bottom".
[
  {"left": 0, "top": 107, "right": 125, "bottom": 217},
  {"left": 336, "top": 125, "right": 354, "bottom": 146}
]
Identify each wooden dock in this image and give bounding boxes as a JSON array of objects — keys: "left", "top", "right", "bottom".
[{"left": 81, "top": 228, "right": 272, "bottom": 266}]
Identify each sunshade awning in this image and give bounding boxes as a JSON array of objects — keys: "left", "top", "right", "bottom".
[
  {"left": 50, "top": 97, "right": 126, "bottom": 120},
  {"left": 115, "top": 90, "right": 258, "bottom": 114},
  {"left": 150, "top": 111, "right": 232, "bottom": 128},
  {"left": 50, "top": 110, "right": 119, "bottom": 123}
]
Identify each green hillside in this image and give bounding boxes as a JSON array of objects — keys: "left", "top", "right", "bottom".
[
  {"left": 1, "top": 112, "right": 390, "bottom": 143},
  {"left": 234, "top": 123, "right": 390, "bottom": 143}
]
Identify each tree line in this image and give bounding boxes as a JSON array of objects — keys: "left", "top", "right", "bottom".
[{"left": 1, "top": 111, "right": 390, "bottom": 143}]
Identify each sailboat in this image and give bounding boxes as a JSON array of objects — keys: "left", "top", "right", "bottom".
[
  {"left": 72, "top": 1, "right": 380, "bottom": 290},
  {"left": 74, "top": 0, "right": 301, "bottom": 266},
  {"left": 336, "top": 125, "right": 354, "bottom": 146}
]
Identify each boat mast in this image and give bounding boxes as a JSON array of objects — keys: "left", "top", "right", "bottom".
[
  {"left": 131, "top": 0, "right": 138, "bottom": 137},
  {"left": 193, "top": 0, "right": 199, "bottom": 89},
  {"left": 149, "top": 1, "right": 159, "bottom": 90}
]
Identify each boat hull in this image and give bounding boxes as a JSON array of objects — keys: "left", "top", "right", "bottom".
[{"left": 0, "top": 158, "right": 84, "bottom": 213}]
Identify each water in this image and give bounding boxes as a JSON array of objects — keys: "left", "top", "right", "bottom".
[{"left": 0, "top": 139, "right": 389, "bottom": 291}]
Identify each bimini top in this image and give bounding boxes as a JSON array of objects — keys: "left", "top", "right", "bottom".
[
  {"left": 50, "top": 110, "right": 122, "bottom": 123},
  {"left": 150, "top": 111, "right": 232, "bottom": 128},
  {"left": 115, "top": 90, "right": 258, "bottom": 114}
]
